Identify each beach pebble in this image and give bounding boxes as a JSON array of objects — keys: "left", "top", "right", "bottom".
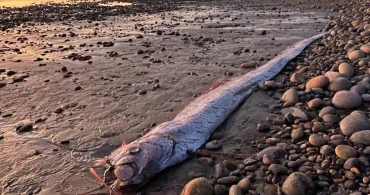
[
  {"left": 282, "top": 88, "right": 299, "bottom": 104},
  {"left": 325, "top": 71, "right": 346, "bottom": 82},
  {"left": 237, "top": 178, "right": 251, "bottom": 192},
  {"left": 343, "top": 158, "right": 362, "bottom": 170},
  {"left": 335, "top": 145, "right": 357, "bottom": 160},
  {"left": 361, "top": 94, "right": 370, "bottom": 102},
  {"left": 320, "top": 145, "right": 334, "bottom": 155},
  {"left": 240, "top": 62, "right": 258, "bottom": 69},
  {"left": 350, "top": 85, "right": 367, "bottom": 95},
  {"left": 318, "top": 106, "right": 336, "bottom": 118},
  {"left": 348, "top": 50, "right": 365, "bottom": 61},
  {"left": 198, "top": 157, "right": 214, "bottom": 166},
  {"left": 288, "top": 108, "right": 309, "bottom": 121},
  {"left": 263, "top": 154, "right": 275, "bottom": 165},
  {"left": 350, "top": 130, "right": 370, "bottom": 145},
  {"left": 307, "top": 98, "right": 323, "bottom": 108},
  {"left": 328, "top": 77, "right": 352, "bottom": 92},
  {"left": 205, "top": 140, "right": 222, "bottom": 150},
  {"left": 340, "top": 112, "right": 370, "bottom": 136},
  {"left": 338, "top": 63, "right": 354, "bottom": 77},
  {"left": 291, "top": 128, "right": 304, "bottom": 141},
  {"left": 181, "top": 177, "right": 213, "bottom": 195},
  {"left": 214, "top": 185, "right": 228, "bottom": 195},
  {"left": 6, "top": 70, "right": 16, "bottom": 76},
  {"left": 256, "top": 146, "right": 287, "bottom": 161},
  {"left": 265, "top": 81, "right": 277, "bottom": 89},
  {"left": 282, "top": 172, "right": 315, "bottom": 195},
  {"left": 268, "top": 164, "right": 289, "bottom": 175},
  {"left": 229, "top": 185, "right": 243, "bottom": 195},
  {"left": 17, "top": 123, "right": 33, "bottom": 133},
  {"left": 312, "top": 123, "right": 326, "bottom": 133},
  {"left": 266, "top": 138, "right": 280, "bottom": 145},
  {"left": 214, "top": 163, "right": 229, "bottom": 179},
  {"left": 306, "top": 75, "right": 329, "bottom": 89},
  {"left": 360, "top": 44, "right": 370, "bottom": 54},
  {"left": 263, "top": 184, "right": 278, "bottom": 195},
  {"left": 309, "top": 134, "right": 326, "bottom": 147},
  {"left": 322, "top": 114, "right": 339, "bottom": 123},
  {"left": 0, "top": 82, "right": 6, "bottom": 88},
  {"left": 217, "top": 176, "right": 242, "bottom": 185},
  {"left": 256, "top": 123, "right": 270, "bottom": 132},
  {"left": 332, "top": 90, "right": 362, "bottom": 109},
  {"left": 290, "top": 73, "right": 305, "bottom": 83}
]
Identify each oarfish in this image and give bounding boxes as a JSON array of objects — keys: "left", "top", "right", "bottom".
[{"left": 106, "top": 31, "right": 330, "bottom": 191}]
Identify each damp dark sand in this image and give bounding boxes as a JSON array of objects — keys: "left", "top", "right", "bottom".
[{"left": 0, "top": 0, "right": 343, "bottom": 194}]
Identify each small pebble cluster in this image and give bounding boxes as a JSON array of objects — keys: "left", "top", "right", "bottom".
[{"left": 181, "top": 0, "right": 370, "bottom": 195}]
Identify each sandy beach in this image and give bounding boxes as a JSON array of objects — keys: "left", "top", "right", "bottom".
[{"left": 3, "top": 0, "right": 366, "bottom": 194}]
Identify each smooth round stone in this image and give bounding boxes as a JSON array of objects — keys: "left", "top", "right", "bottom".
[
  {"left": 263, "top": 154, "right": 274, "bottom": 165},
  {"left": 323, "top": 114, "right": 339, "bottom": 123},
  {"left": 240, "top": 62, "right": 258, "bottom": 69},
  {"left": 291, "top": 128, "right": 304, "bottom": 141},
  {"left": 198, "top": 157, "right": 214, "bottom": 166},
  {"left": 312, "top": 124, "right": 326, "bottom": 133},
  {"left": 330, "top": 134, "right": 344, "bottom": 141},
  {"left": 257, "top": 123, "right": 270, "bottom": 132},
  {"left": 266, "top": 138, "right": 280, "bottom": 145},
  {"left": 217, "top": 176, "right": 242, "bottom": 185},
  {"left": 229, "top": 185, "right": 243, "bottom": 195},
  {"left": 338, "top": 63, "right": 354, "bottom": 77},
  {"left": 344, "top": 180, "right": 356, "bottom": 189},
  {"left": 307, "top": 98, "right": 323, "bottom": 108},
  {"left": 361, "top": 30, "right": 370, "bottom": 37},
  {"left": 361, "top": 94, "right": 370, "bottom": 102},
  {"left": 360, "top": 44, "right": 370, "bottom": 54},
  {"left": 306, "top": 75, "right": 329, "bottom": 89},
  {"left": 340, "top": 112, "right": 370, "bottom": 136},
  {"left": 350, "top": 85, "right": 367, "bottom": 95},
  {"left": 263, "top": 184, "right": 278, "bottom": 195},
  {"left": 320, "top": 145, "right": 334, "bottom": 155},
  {"left": 309, "top": 134, "right": 327, "bottom": 147},
  {"left": 237, "top": 178, "right": 251, "bottom": 192},
  {"left": 268, "top": 164, "right": 289, "bottom": 175},
  {"left": 214, "top": 185, "right": 228, "bottom": 195},
  {"left": 205, "top": 140, "right": 222, "bottom": 150},
  {"left": 335, "top": 145, "right": 357, "bottom": 160},
  {"left": 282, "top": 88, "right": 299, "bottom": 104},
  {"left": 0, "top": 82, "right": 6, "bottom": 88},
  {"left": 350, "top": 130, "right": 370, "bottom": 145},
  {"left": 328, "top": 77, "right": 352, "bottom": 92},
  {"left": 357, "top": 78, "right": 370, "bottom": 90},
  {"left": 256, "top": 147, "right": 287, "bottom": 161},
  {"left": 325, "top": 71, "right": 347, "bottom": 82},
  {"left": 265, "top": 81, "right": 277, "bottom": 88},
  {"left": 348, "top": 50, "right": 365, "bottom": 61},
  {"left": 343, "top": 158, "right": 362, "bottom": 170},
  {"left": 290, "top": 73, "right": 305, "bottom": 83},
  {"left": 319, "top": 106, "right": 336, "bottom": 118},
  {"left": 282, "top": 172, "right": 315, "bottom": 195},
  {"left": 332, "top": 91, "right": 362, "bottom": 109},
  {"left": 181, "top": 177, "right": 213, "bottom": 195}
]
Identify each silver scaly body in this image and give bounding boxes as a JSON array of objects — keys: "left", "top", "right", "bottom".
[{"left": 107, "top": 31, "right": 330, "bottom": 190}]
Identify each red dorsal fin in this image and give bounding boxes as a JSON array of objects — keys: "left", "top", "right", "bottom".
[{"left": 203, "top": 76, "right": 232, "bottom": 95}]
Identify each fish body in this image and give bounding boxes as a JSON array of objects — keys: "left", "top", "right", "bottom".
[{"left": 107, "top": 31, "right": 330, "bottom": 190}]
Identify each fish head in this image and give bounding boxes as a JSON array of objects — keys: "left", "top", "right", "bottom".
[{"left": 108, "top": 136, "right": 174, "bottom": 190}]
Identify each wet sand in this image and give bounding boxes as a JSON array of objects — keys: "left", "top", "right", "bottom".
[{"left": 0, "top": 0, "right": 343, "bottom": 194}]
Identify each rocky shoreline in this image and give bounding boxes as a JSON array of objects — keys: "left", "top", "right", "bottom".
[{"left": 180, "top": 0, "right": 370, "bottom": 195}]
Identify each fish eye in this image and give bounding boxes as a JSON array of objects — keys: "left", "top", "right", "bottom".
[{"left": 129, "top": 146, "right": 141, "bottom": 154}]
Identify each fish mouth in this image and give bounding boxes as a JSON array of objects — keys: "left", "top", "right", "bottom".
[{"left": 114, "top": 162, "right": 139, "bottom": 182}]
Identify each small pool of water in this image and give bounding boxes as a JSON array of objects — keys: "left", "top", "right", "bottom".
[{"left": 0, "top": 0, "right": 132, "bottom": 8}]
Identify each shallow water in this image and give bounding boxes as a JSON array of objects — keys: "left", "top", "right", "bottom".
[{"left": 0, "top": 0, "right": 132, "bottom": 7}]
